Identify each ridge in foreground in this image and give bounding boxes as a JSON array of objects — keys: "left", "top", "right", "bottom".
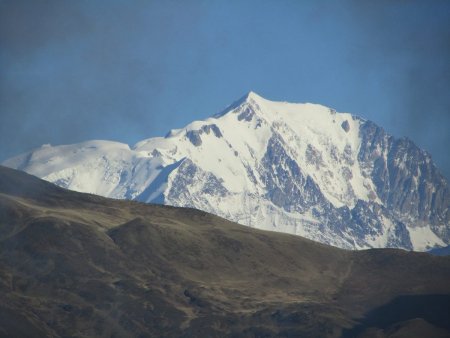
[{"left": 0, "top": 165, "right": 450, "bottom": 337}]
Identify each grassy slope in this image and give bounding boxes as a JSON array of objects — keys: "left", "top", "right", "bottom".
[{"left": 0, "top": 166, "right": 449, "bottom": 337}]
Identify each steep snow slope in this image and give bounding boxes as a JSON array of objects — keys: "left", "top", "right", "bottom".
[{"left": 4, "top": 92, "right": 449, "bottom": 250}]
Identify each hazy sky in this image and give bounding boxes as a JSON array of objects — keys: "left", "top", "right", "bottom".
[{"left": 1, "top": 0, "right": 450, "bottom": 178}]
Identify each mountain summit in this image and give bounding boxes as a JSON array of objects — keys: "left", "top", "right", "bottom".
[{"left": 4, "top": 93, "right": 449, "bottom": 250}]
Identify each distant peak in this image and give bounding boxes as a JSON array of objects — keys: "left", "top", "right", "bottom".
[
  {"left": 214, "top": 91, "right": 266, "bottom": 118},
  {"left": 232, "top": 91, "right": 266, "bottom": 109},
  {"left": 243, "top": 91, "right": 265, "bottom": 102}
]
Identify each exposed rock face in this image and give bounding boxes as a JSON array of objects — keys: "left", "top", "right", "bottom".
[
  {"left": 3, "top": 92, "right": 449, "bottom": 251},
  {"left": 341, "top": 120, "right": 350, "bottom": 132},
  {"left": 185, "top": 124, "right": 223, "bottom": 146},
  {"left": 358, "top": 120, "right": 450, "bottom": 244},
  {"left": 262, "top": 134, "right": 325, "bottom": 212},
  {"left": 167, "top": 158, "right": 229, "bottom": 207},
  {"left": 186, "top": 130, "right": 202, "bottom": 146}
]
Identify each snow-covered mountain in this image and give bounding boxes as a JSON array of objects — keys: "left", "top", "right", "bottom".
[{"left": 4, "top": 92, "right": 449, "bottom": 250}]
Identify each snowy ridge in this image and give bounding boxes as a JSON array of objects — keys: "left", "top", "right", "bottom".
[{"left": 4, "top": 92, "right": 449, "bottom": 250}]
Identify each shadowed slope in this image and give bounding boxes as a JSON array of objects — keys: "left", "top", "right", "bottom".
[{"left": 0, "top": 166, "right": 449, "bottom": 337}]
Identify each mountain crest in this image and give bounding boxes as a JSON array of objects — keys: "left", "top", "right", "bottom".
[
  {"left": 215, "top": 90, "right": 266, "bottom": 118},
  {"left": 243, "top": 90, "right": 265, "bottom": 102}
]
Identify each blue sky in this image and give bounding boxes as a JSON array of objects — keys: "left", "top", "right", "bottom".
[{"left": 1, "top": 0, "right": 450, "bottom": 178}]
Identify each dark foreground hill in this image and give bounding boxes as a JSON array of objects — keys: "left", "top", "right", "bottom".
[{"left": 0, "top": 165, "right": 449, "bottom": 338}]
